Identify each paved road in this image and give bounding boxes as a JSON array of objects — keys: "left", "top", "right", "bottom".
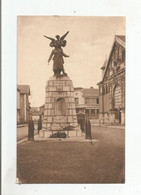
[
  {"left": 17, "top": 125, "right": 125, "bottom": 183},
  {"left": 91, "top": 125, "right": 125, "bottom": 141},
  {"left": 17, "top": 124, "right": 38, "bottom": 141}
]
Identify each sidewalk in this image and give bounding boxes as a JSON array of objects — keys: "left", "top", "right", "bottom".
[
  {"left": 17, "top": 130, "right": 38, "bottom": 144},
  {"left": 99, "top": 124, "right": 125, "bottom": 129},
  {"left": 17, "top": 124, "right": 28, "bottom": 128},
  {"left": 91, "top": 122, "right": 125, "bottom": 129}
]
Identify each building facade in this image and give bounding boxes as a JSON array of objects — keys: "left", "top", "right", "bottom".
[
  {"left": 39, "top": 104, "right": 45, "bottom": 121},
  {"left": 17, "top": 85, "right": 31, "bottom": 123},
  {"left": 74, "top": 87, "right": 99, "bottom": 119},
  {"left": 74, "top": 87, "right": 85, "bottom": 115},
  {"left": 97, "top": 35, "right": 125, "bottom": 125}
]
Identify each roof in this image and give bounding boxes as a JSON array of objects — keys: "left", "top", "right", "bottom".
[
  {"left": 101, "top": 35, "right": 125, "bottom": 82},
  {"left": 74, "top": 87, "right": 83, "bottom": 90},
  {"left": 82, "top": 88, "right": 99, "bottom": 97},
  {"left": 31, "top": 107, "right": 39, "bottom": 111},
  {"left": 116, "top": 35, "right": 125, "bottom": 42},
  {"left": 39, "top": 104, "right": 45, "bottom": 108},
  {"left": 17, "top": 85, "right": 30, "bottom": 94},
  {"left": 115, "top": 35, "right": 125, "bottom": 48},
  {"left": 101, "top": 57, "right": 107, "bottom": 70},
  {"left": 97, "top": 81, "right": 102, "bottom": 86}
]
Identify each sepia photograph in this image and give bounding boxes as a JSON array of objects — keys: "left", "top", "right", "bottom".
[
  {"left": 16, "top": 16, "right": 125, "bottom": 184},
  {"left": 3, "top": 0, "right": 141, "bottom": 194}
]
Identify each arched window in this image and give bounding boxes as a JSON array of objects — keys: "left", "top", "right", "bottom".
[
  {"left": 114, "top": 86, "right": 122, "bottom": 109},
  {"left": 55, "top": 98, "right": 66, "bottom": 116}
]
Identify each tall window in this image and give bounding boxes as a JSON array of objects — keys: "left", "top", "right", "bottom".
[
  {"left": 114, "top": 86, "right": 122, "bottom": 109},
  {"left": 96, "top": 98, "right": 99, "bottom": 104},
  {"left": 85, "top": 109, "right": 89, "bottom": 115},
  {"left": 122, "top": 49, "right": 125, "bottom": 62},
  {"left": 91, "top": 109, "right": 95, "bottom": 115},
  {"left": 119, "top": 46, "right": 122, "bottom": 62},
  {"left": 99, "top": 87, "right": 102, "bottom": 95}
]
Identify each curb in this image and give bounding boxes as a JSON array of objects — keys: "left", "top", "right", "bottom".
[
  {"left": 100, "top": 125, "right": 125, "bottom": 129},
  {"left": 17, "top": 135, "right": 98, "bottom": 144},
  {"left": 17, "top": 134, "right": 39, "bottom": 145},
  {"left": 34, "top": 137, "right": 97, "bottom": 142},
  {"left": 91, "top": 124, "right": 125, "bottom": 129}
]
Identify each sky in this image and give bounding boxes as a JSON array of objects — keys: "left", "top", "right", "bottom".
[{"left": 18, "top": 16, "right": 125, "bottom": 107}]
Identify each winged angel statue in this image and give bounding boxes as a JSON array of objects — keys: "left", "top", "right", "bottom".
[{"left": 44, "top": 31, "right": 69, "bottom": 77}]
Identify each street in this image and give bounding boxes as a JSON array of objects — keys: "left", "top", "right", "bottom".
[{"left": 17, "top": 125, "right": 125, "bottom": 183}]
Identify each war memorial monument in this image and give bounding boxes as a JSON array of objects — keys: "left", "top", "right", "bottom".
[{"left": 39, "top": 31, "right": 82, "bottom": 138}]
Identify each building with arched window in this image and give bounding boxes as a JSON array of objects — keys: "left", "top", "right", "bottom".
[{"left": 97, "top": 35, "right": 125, "bottom": 125}]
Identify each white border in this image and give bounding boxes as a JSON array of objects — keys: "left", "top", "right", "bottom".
[{"left": 2, "top": 0, "right": 141, "bottom": 194}]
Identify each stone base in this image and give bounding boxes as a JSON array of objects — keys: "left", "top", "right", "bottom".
[
  {"left": 39, "top": 129, "right": 82, "bottom": 138},
  {"left": 39, "top": 130, "right": 52, "bottom": 138}
]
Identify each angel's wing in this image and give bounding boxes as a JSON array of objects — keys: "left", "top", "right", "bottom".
[
  {"left": 60, "top": 31, "right": 69, "bottom": 41},
  {"left": 44, "top": 35, "right": 55, "bottom": 41}
]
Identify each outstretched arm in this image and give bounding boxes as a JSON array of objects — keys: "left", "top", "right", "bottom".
[
  {"left": 44, "top": 35, "right": 55, "bottom": 42},
  {"left": 62, "top": 52, "right": 69, "bottom": 58}
]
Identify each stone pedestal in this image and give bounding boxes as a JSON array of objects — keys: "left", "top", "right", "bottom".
[{"left": 40, "top": 75, "right": 82, "bottom": 138}]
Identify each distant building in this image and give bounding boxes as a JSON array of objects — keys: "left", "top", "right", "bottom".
[
  {"left": 17, "top": 85, "right": 31, "bottom": 123},
  {"left": 74, "top": 87, "right": 99, "bottom": 119},
  {"left": 83, "top": 88, "right": 99, "bottom": 118},
  {"left": 30, "top": 107, "right": 39, "bottom": 113},
  {"left": 39, "top": 87, "right": 99, "bottom": 122},
  {"left": 30, "top": 107, "right": 40, "bottom": 121},
  {"left": 39, "top": 104, "right": 45, "bottom": 121},
  {"left": 97, "top": 35, "right": 125, "bottom": 125},
  {"left": 74, "top": 87, "right": 85, "bottom": 114}
]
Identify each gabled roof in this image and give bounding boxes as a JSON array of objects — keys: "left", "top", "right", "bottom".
[
  {"left": 101, "top": 57, "right": 107, "bottom": 70},
  {"left": 17, "top": 85, "right": 30, "bottom": 95},
  {"left": 82, "top": 88, "right": 99, "bottom": 97},
  {"left": 115, "top": 35, "right": 125, "bottom": 48},
  {"left": 101, "top": 35, "right": 125, "bottom": 82},
  {"left": 116, "top": 35, "right": 125, "bottom": 42}
]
